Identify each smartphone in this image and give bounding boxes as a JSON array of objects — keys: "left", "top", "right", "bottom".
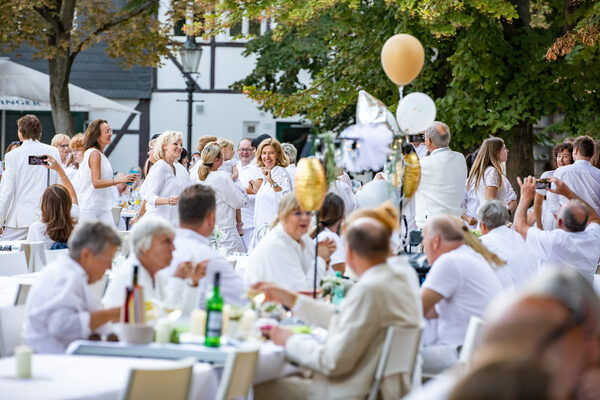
[
  {"left": 28, "top": 155, "right": 48, "bottom": 165},
  {"left": 407, "top": 134, "right": 425, "bottom": 143},
  {"left": 535, "top": 179, "right": 551, "bottom": 190}
]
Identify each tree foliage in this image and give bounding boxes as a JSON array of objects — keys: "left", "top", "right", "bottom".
[
  {"left": 201, "top": 0, "right": 600, "bottom": 183},
  {"left": 0, "top": 0, "right": 206, "bottom": 133}
]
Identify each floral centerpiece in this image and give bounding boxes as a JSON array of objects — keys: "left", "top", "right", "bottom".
[
  {"left": 320, "top": 274, "right": 353, "bottom": 305},
  {"left": 210, "top": 225, "right": 224, "bottom": 249}
]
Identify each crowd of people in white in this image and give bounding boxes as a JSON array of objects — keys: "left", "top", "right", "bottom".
[{"left": 2, "top": 114, "right": 600, "bottom": 399}]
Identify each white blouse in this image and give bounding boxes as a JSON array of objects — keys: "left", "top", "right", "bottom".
[
  {"left": 174, "top": 162, "right": 191, "bottom": 191},
  {"left": 203, "top": 171, "right": 248, "bottom": 231},
  {"left": 245, "top": 224, "right": 332, "bottom": 292},
  {"left": 78, "top": 148, "right": 114, "bottom": 211},
  {"left": 253, "top": 166, "right": 292, "bottom": 233},
  {"left": 141, "top": 159, "right": 184, "bottom": 224},
  {"left": 476, "top": 166, "right": 508, "bottom": 206},
  {"left": 315, "top": 227, "right": 346, "bottom": 266}
]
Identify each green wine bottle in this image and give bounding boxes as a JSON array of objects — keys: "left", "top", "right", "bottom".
[{"left": 204, "top": 272, "right": 224, "bottom": 347}]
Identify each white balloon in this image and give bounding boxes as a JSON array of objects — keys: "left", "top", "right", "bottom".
[{"left": 396, "top": 92, "right": 437, "bottom": 135}]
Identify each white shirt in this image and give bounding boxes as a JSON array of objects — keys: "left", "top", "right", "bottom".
[
  {"left": 102, "top": 255, "right": 188, "bottom": 310},
  {"left": 328, "top": 177, "right": 358, "bottom": 217},
  {"left": 22, "top": 255, "right": 110, "bottom": 353},
  {"left": 422, "top": 244, "right": 503, "bottom": 346},
  {"left": 548, "top": 160, "right": 600, "bottom": 216},
  {"left": 0, "top": 139, "right": 61, "bottom": 227},
  {"left": 415, "top": 147, "right": 468, "bottom": 228},
  {"left": 26, "top": 221, "right": 54, "bottom": 248},
  {"left": 475, "top": 167, "right": 508, "bottom": 207},
  {"left": 315, "top": 228, "right": 345, "bottom": 266},
  {"left": 188, "top": 160, "right": 201, "bottom": 185},
  {"left": 245, "top": 224, "right": 332, "bottom": 292},
  {"left": 525, "top": 223, "right": 600, "bottom": 284},
  {"left": 237, "top": 161, "right": 262, "bottom": 229},
  {"left": 253, "top": 166, "right": 293, "bottom": 234},
  {"left": 480, "top": 225, "right": 540, "bottom": 289},
  {"left": 174, "top": 162, "right": 191, "bottom": 191},
  {"left": 78, "top": 148, "right": 114, "bottom": 211},
  {"left": 203, "top": 171, "right": 248, "bottom": 232},
  {"left": 286, "top": 164, "right": 296, "bottom": 186},
  {"left": 141, "top": 159, "right": 184, "bottom": 225},
  {"left": 165, "top": 228, "right": 246, "bottom": 309},
  {"left": 536, "top": 170, "right": 556, "bottom": 230},
  {"left": 462, "top": 181, "right": 479, "bottom": 229}
]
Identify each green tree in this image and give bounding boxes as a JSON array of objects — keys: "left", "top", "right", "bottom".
[
  {"left": 0, "top": 0, "right": 202, "bottom": 134},
  {"left": 204, "top": 0, "right": 600, "bottom": 186}
]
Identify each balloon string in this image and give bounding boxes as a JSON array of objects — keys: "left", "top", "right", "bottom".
[{"left": 398, "top": 85, "right": 404, "bottom": 102}]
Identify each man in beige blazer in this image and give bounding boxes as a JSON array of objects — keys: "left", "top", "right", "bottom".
[{"left": 254, "top": 217, "right": 421, "bottom": 400}]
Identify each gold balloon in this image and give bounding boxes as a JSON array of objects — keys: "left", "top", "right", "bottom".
[
  {"left": 393, "top": 152, "right": 421, "bottom": 198},
  {"left": 294, "top": 157, "right": 327, "bottom": 211},
  {"left": 381, "top": 34, "right": 425, "bottom": 86}
]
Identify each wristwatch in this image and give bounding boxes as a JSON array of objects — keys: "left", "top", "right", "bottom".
[{"left": 272, "top": 181, "right": 279, "bottom": 188}]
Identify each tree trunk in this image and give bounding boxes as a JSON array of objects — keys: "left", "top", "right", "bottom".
[
  {"left": 48, "top": 49, "right": 75, "bottom": 135},
  {"left": 506, "top": 122, "right": 534, "bottom": 198}
]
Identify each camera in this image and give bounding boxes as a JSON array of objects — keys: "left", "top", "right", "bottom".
[
  {"left": 28, "top": 155, "right": 48, "bottom": 166},
  {"left": 407, "top": 134, "right": 425, "bottom": 143},
  {"left": 535, "top": 178, "right": 551, "bottom": 190}
]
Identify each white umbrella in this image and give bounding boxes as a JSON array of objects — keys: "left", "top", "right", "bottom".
[{"left": 0, "top": 57, "right": 139, "bottom": 114}]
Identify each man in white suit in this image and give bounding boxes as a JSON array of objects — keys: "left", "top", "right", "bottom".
[
  {"left": 414, "top": 122, "right": 468, "bottom": 228},
  {"left": 0, "top": 115, "right": 61, "bottom": 239},
  {"left": 253, "top": 217, "right": 421, "bottom": 400}
]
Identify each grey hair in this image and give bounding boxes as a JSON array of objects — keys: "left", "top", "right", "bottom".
[
  {"left": 68, "top": 220, "right": 121, "bottom": 260},
  {"left": 129, "top": 216, "right": 175, "bottom": 256},
  {"left": 281, "top": 143, "right": 297, "bottom": 164},
  {"left": 559, "top": 199, "right": 588, "bottom": 232},
  {"left": 477, "top": 200, "right": 510, "bottom": 229},
  {"left": 525, "top": 268, "right": 600, "bottom": 322},
  {"left": 425, "top": 121, "right": 451, "bottom": 148}
]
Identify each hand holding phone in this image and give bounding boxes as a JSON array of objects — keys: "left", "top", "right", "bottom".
[
  {"left": 28, "top": 155, "right": 48, "bottom": 166},
  {"left": 535, "top": 179, "right": 551, "bottom": 190}
]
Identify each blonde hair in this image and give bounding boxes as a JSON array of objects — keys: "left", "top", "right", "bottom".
[
  {"left": 270, "top": 193, "right": 302, "bottom": 229},
  {"left": 69, "top": 133, "right": 85, "bottom": 151},
  {"left": 256, "top": 138, "right": 289, "bottom": 168},
  {"left": 467, "top": 137, "right": 505, "bottom": 191},
  {"left": 343, "top": 201, "right": 400, "bottom": 237},
  {"left": 216, "top": 137, "right": 234, "bottom": 150},
  {"left": 197, "top": 135, "right": 217, "bottom": 153},
  {"left": 453, "top": 216, "right": 506, "bottom": 269},
  {"left": 154, "top": 130, "right": 183, "bottom": 161},
  {"left": 51, "top": 133, "right": 70, "bottom": 148},
  {"left": 197, "top": 143, "right": 221, "bottom": 181}
]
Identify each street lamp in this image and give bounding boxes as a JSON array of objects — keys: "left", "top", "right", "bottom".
[{"left": 179, "top": 36, "right": 202, "bottom": 155}]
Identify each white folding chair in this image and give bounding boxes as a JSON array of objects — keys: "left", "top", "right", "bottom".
[
  {"left": 367, "top": 326, "right": 422, "bottom": 400},
  {"left": 0, "top": 252, "right": 29, "bottom": 276},
  {"left": 44, "top": 248, "right": 69, "bottom": 264},
  {"left": 121, "top": 357, "right": 195, "bottom": 400},
  {"left": 215, "top": 348, "right": 259, "bottom": 400},
  {"left": 458, "top": 316, "right": 486, "bottom": 365},
  {"left": 0, "top": 305, "right": 26, "bottom": 357},
  {"left": 21, "top": 242, "right": 47, "bottom": 273}
]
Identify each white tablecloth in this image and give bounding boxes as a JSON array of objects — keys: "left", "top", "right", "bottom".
[{"left": 0, "top": 354, "right": 218, "bottom": 400}]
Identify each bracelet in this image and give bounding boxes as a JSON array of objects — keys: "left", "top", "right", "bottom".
[{"left": 59, "top": 175, "right": 66, "bottom": 179}]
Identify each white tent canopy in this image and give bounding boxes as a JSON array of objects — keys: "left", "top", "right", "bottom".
[{"left": 0, "top": 57, "right": 138, "bottom": 114}]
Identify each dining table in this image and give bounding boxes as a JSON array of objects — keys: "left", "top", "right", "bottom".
[{"left": 0, "top": 354, "right": 219, "bottom": 400}]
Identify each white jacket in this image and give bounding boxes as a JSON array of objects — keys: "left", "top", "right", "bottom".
[{"left": 0, "top": 139, "right": 60, "bottom": 228}]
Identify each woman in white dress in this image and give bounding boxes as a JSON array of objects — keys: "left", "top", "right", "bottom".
[
  {"left": 79, "top": 119, "right": 136, "bottom": 225},
  {"left": 141, "top": 130, "right": 186, "bottom": 225},
  {"left": 245, "top": 193, "right": 335, "bottom": 292},
  {"left": 248, "top": 138, "right": 293, "bottom": 245},
  {"left": 198, "top": 143, "right": 248, "bottom": 254},
  {"left": 310, "top": 193, "right": 346, "bottom": 274},
  {"left": 466, "top": 137, "right": 516, "bottom": 215},
  {"left": 533, "top": 142, "right": 574, "bottom": 230}
]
